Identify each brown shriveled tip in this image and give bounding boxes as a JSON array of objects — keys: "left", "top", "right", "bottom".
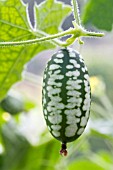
[{"left": 60, "top": 143, "right": 68, "bottom": 156}]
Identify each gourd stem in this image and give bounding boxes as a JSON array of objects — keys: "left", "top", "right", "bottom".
[{"left": 60, "top": 143, "right": 68, "bottom": 156}]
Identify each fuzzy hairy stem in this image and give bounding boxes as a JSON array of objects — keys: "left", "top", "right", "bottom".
[
  {"left": 0, "top": 0, "right": 104, "bottom": 48},
  {"left": 71, "top": 0, "right": 81, "bottom": 25},
  {"left": 0, "top": 27, "right": 104, "bottom": 47},
  {"left": 0, "top": 28, "right": 73, "bottom": 47}
]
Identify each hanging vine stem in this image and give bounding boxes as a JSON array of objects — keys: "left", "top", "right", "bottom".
[
  {"left": 0, "top": 0, "right": 104, "bottom": 48},
  {"left": 0, "top": 26, "right": 104, "bottom": 47},
  {"left": 71, "top": 0, "right": 81, "bottom": 25}
]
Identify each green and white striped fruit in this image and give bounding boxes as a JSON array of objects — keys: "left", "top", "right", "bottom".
[{"left": 42, "top": 48, "right": 91, "bottom": 156}]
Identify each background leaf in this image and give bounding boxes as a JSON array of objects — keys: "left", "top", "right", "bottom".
[
  {"left": 36, "top": 0, "right": 71, "bottom": 34},
  {"left": 68, "top": 160, "right": 104, "bottom": 170},
  {"left": 1, "top": 123, "right": 61, "bottom": 170},
  {"left": 82, "top": 0, "right": 113, "bottom": 31},
  {"left": 0, "top": 0, "right": 71, "bottom": 101}
]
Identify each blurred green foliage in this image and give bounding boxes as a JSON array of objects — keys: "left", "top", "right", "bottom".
[
  {"left": 82, "top": 0, "right": 113, "bottom": 31},
  {"left": 88, "top": 58, "right": 113, "bottom": 101},
  {"left": 0, "top": 0, "right": 113, "bottom": 170}
]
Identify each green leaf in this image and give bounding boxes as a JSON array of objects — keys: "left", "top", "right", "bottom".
[
  {"left": 0, "top": 45, "right": 51, "bottom": 101},
  {"left": 36, "top": 0, "right": 71, "bottom": 34},
  {"left": 82, "top": 0, "right": 113, "bottom": 31},
  {"left": 68, "top": 160, "right": 104, "bottom": 170},
  {"left": 1, "top": 123, "right": 60, "bottom": 170},
  {"left": 1, "top": 123, "right": 31, "bottom": 170},
  {"left": 20, "top": 140, "right": 60, "bottom": 170},
  {"left": 0, "top": 0, "right": 71, "bottom": 101},
  {"left": 98, "top": 151, "right": 113, "bottom": 164},
  {"left": 24, "top": 99, "right": 36, "bottom": 111}
]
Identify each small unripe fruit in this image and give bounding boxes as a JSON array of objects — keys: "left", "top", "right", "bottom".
[
  {"left": 42, "top": 48, "right": 91, "bottom": 156},
  {"left": 1, "top": 95, "right": 24, "bottom": 115}
]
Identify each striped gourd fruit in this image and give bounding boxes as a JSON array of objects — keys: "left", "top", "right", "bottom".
[{"left": 42, "top": 48, "right": 91, "bottom": 156}]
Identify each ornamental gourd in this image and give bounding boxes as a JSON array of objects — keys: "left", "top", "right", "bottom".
[{"left": 42, "top": 48, "right": 91, "bottom": 156}]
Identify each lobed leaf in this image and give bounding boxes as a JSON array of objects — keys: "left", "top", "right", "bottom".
[
  {"left": 36, "top": 0, "right": 71, "bottom": 34},
  {"left": 0, "top": 0, "right": 71, "bottom": 100}
]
